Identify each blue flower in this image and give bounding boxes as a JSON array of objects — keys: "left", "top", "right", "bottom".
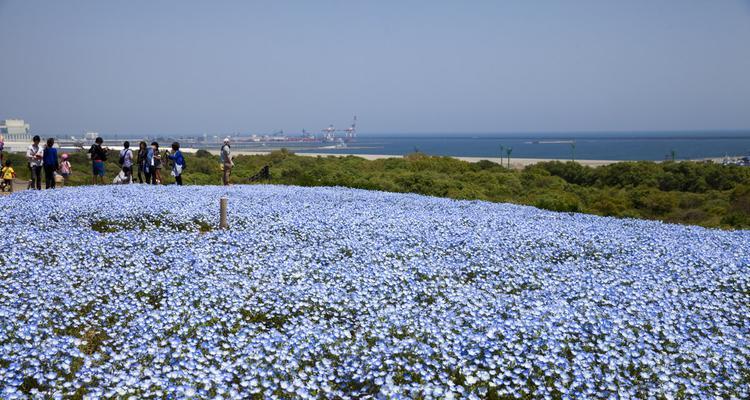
[{"left": 0, "top": 185, "right": 748, "bottom": 398}]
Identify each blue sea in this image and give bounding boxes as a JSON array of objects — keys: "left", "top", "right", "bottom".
[{"left": 293, "top": 131, "right": 750, "bottom": 161}]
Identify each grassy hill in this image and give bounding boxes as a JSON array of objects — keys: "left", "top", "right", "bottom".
[{"left": 3, "top": 148, "right": 749, "bottom": 229}]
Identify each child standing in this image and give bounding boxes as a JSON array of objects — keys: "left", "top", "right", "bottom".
[
  {"left": 1, "top": 160, "right": 15, "bottom": 192},
  {"left": 59, "top": 153, "right": 72, "bottom": 186}
]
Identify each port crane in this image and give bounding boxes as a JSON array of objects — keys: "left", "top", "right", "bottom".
[
  {"left": 322, "top": 124, "right": 336, "bottom": 142},
  {"left": 343, "top": 115, "right": 357, "bottom": 140},
  {"left": 321, "top": 116, "right": 357, "bottom": 142}
]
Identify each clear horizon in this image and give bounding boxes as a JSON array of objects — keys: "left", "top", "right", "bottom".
[
  {"left": 28, "top": 129, "right": 750, "bottom": 140},
  {"left": 2, "top": 1, "right": 749, "bottom": 135}
]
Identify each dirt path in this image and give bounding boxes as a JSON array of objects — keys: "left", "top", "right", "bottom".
[{"left": 0, "top": 179, "right": 31, "bottom": 195}]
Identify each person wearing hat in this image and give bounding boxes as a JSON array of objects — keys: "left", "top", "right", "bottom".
[
  {"left": 59, "top": 153, "right": 72, "bottom": 187},
  {"left": 220, "top": 137, "right": 233, "bottom": 185}
]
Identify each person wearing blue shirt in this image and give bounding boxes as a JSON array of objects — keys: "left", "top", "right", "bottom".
[
  {"left": 167, "top": 142, "right": 185, "bottom": 185},
  {"left": 42, "top": 137, "right": 59, "bottom": 189}
]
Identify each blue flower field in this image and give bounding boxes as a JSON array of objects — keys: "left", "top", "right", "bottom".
[{"left": 0, "top": 185, "right": 749, "bottom": 399}]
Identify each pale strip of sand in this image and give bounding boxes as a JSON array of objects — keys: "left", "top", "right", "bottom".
[
  {"left": 194, "top": 148, "right": 618, "bottom": 169},
  {"left": 7, "top": 141, "right": 722, "bottom": 169},
  {"left": 299, "top": 153, "right": 617, "bottom": 168}
]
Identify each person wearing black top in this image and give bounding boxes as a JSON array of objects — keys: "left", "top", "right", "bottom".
[
  {"left": 88, "top": 137, "right": 109, "bottom": 185},
  {"left": 136, "top": 141, "right": 147, "bottom": 184}
]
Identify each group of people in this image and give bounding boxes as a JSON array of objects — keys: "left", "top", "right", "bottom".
[
  {"left": 88, "top": 137, "right": 188, "bottom": 185},
  {"left": 23, "top": 136, "right": 73, "bottom": 191},
  {"left": 12, "top": 136, "right": 235, "bottom": 191}
]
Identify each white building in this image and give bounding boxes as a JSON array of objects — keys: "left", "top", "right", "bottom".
[
  {"left": 0, "top": 119, "right": 31, "bottom": 141},
  {"left": 84, "top": 131, "right": 99, "bottom": 140}
]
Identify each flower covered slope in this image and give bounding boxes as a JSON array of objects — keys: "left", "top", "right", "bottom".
[{"left": 0, "top": 185, "right": 749, "bottom": 399}]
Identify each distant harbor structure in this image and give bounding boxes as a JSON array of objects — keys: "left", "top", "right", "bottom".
[
  {"left": 0, "top": 119, "right": 31, "bottom": 141},
  {"left": 723, "top": 155, "right": 750, "bottom": 167}
]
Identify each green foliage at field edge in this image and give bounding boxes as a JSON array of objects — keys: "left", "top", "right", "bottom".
[{"left": 2, "top": 149, "right": 749, "bottom": 229}]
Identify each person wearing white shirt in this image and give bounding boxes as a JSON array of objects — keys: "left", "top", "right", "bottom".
[
  {"left": 26, "top": 135, "right": 43, "bottom": 190},
  {"left": 119, "top": 141, "right": 134, "bottom": 184}
]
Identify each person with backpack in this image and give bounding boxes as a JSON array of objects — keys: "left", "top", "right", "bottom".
[
  {"left": 26, "top": 135, "right": 44, "bottom": 190},
  {"left": 167, "top": 142, "right": 185, "bottom": 185},
  {"left": 88, "top": 137, "right": 109, "bottom": 185},
  {"left": 42, "top": 138, "right": 59, "bottom": 189},
  {"left": 119, "top": 141, "right": 134, "bottom": 184},
  {"left": 136, "top": 141, "right": 148, "bottom": 184},
  {"left": 220, "top": 137, "right": 233, "bottom": 186}
]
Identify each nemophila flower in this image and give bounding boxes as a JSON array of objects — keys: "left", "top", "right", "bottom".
[{"left": 0, "top": 185, "right": 749, "bottom": 398}]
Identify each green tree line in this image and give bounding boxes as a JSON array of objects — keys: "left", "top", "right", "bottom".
[{"left": 3, "top": 149, "right": 749, "bottom": 229}]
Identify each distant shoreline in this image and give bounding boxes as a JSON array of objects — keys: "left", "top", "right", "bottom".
[
  {"left": 201, "top": 149, "right": 622, "bottom": 169},
  {"left": 0, "top": 142, "right": 730, "bottom": 169}
]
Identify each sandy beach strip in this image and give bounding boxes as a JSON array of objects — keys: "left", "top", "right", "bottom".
[
  {"left": 1, "top": 141, "right": 690, "bottom": 169},
  {"left": 194, "top": 148, "right": 618, "bottom": 169}
]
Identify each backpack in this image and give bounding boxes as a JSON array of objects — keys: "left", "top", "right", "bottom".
[
  {"left": 90, "top": 144, "right": 108, "bottom": 161},
  {"left": 119, "top": 149, "right": 129, "bottom": 165},
  {"left": 220, "top": 144, "right": 229, "bottom": 163}
]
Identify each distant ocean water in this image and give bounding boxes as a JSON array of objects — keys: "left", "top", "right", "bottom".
[{"left": 294, "top": 132, "right": 750, "bottom": 161}]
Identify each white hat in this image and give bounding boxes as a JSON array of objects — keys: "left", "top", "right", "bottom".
[{"left": 223, "top": 137, "right": 230, "bottom": 143}]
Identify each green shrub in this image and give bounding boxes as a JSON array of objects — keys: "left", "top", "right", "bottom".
[
  {"left": 640, "top": 190, "right": 679, "bottom": 215},
  {"left": 721, "top": 184, "right": 750, "bottom": 228},
  {"left": 195, "top": 149, "right": 214, "bottom": 158},
  {"left": 533, "top": 192, "right": 582, "bottom": 213},
  {"left": 589, "top": 191, "right": 629, "bottom": 217}
]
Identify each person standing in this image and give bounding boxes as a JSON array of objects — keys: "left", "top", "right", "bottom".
[
  {"left": 136, "top": 141, "right": 148, "bottom": 183},
  {"left": 119, "top": 141, "right": 134, "bottom": 184},
  {"left": 167, "top": 142, "right": 185, "bottom": 185},
  {"left": 1, "top": 160, "right": 15, "bottom": 192},
  {"left": 88, "top": 137, "right": 108, "bottom": 185},
  {"left": 151, "top": 142, "right": 162, "bottom": 184},
  {"left": 59, "top": 153, "right": 72, "bottom": 186},
  {"left": 146, "top": 142, "right": 158, "bottom": 185},
  {"left": 26, "top": 135, "right": 43, "bottom": 190},
  {"left": 220, "top": 137, "right": 233, "bottom": 186},
  {"left": 0, "top": 135, "right": 5, "bottom": 170},
  {"left": 42, "top": 138, "right": 59, "bottom": 189}
]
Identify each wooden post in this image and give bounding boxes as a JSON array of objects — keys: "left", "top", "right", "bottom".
[{"left": 220, "top": 197, "right": 228, "bottom": 229}]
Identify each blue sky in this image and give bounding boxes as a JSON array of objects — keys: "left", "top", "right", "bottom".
[{"left": 1, "top": 0, "right": 749, "bottom": 136}]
